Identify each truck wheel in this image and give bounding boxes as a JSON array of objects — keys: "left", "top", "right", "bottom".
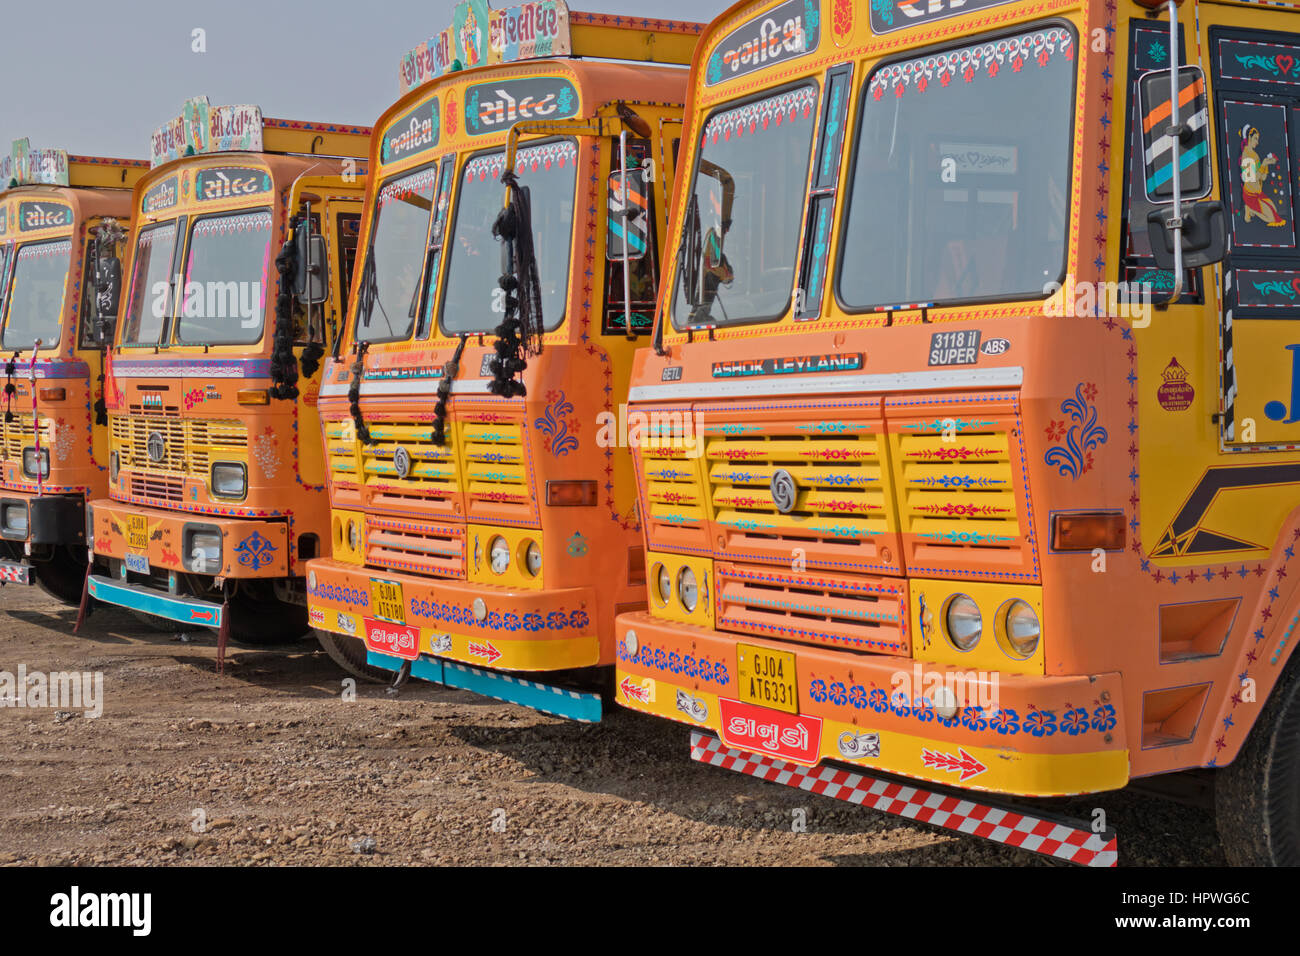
[
  {"left": 226, "top": 583, "right": 311, "bottom": 647},
  {"left": 314, "top": 629, "right": 389, "bottom": 683},
  {"left": 33, "top": 546, "right": 88, "bottom": 607},
  {"left": 1215, "top": 658, "right": 1300, "bottom": 865}
]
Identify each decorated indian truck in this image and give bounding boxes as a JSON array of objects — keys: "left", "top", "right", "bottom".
[
  {"left": 613, "top": 0, "right": 1300, "bottom": 864},
  {"left": 0, "top": 141, "right": 147, "bottom": 602},
  {"left": 79, "top": 99, "right": 369, "bottom": 654},
  {"left": 304, "top": 1, "right": 701, "bottom": 715}
]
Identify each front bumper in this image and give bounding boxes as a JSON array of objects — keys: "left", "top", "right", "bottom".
[
  {"left": 89, "top": 499, "right": 288, "bottom": 579},
  {"left": 0, "top": 491, "right": 86, "bottom": 548},
  {"left": 306, "top": 557, "right": 598, "bottom": 672},
  {"left": 613, "top": 611, "right": 1129, "bottom": 798},
  {"left": 86, "top": 574, "right": 223, "bottom": 628}
]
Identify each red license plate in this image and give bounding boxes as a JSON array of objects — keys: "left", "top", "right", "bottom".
[
  {"left": 364, "top": 618, "right": 419, "bottom": 660},
  {"left": 718, "top": 697, "right": 823, "bottom": 765}
]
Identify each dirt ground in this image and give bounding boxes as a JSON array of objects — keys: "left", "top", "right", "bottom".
[{"left": 0, "top": 583, "right": 1226, "bottom": 867}]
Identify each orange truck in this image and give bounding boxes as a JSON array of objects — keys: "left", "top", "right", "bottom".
[
  {"left": 613, "top": 0, "right": 1300, "bottom": 864},
  {"left": 0, "top": 141, "right": 146, "bottom": 602},
  {"left": 79, "top": 99, "right": 370, "bottom": 652},
  {"left": 305, "top": 1, "right": 701, "bottom": 715}
]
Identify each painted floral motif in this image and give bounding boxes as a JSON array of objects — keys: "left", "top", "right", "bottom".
[
  {"left": 702, "top": 86, "right": 817, "bottom": 144},
  {"left": 253, "top": 426, "right": 279, "bottom": 479},
  {"left": 233, "top": 531, "right": 277, "bottom": 571},
  {"left": 535, "top": 389, "right": 579, "bottom": 456},
  {"left": 618, "top": 637, "right": 729, "bottom": 686},
  {"left": 1044, "top": 382, "right": 1108, "bottom": 479},
  {"left": 831, "top": 0, "right": 852, "bottom": 39}
]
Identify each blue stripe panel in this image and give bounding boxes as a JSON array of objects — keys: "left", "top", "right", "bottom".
[
  {"left": 442, "top": 661, "right": 602, "bottom": 723},
  {"left": 1148, "top": 141, "right": 1208, "bottom": 189},
  {"left": 365, "top": 651, "right": 445, "bottom": 684},
  {"left": 87, "top": 575, "right": 222, "bottom": 627}
]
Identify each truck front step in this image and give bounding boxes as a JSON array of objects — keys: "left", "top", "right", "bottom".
[
  {"left": 367, "top": 651, "right": 602, "bottom": 723},
  {"left": 86, "top": 574, "right": 222, "bottom": 628},
  {"left": 689, "top": 731, "right": 1118, "bottom": 867}
]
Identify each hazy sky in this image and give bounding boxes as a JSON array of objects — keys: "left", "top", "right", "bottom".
[{"left": 2, "top": 0, "right": 714, "bottom": 160}]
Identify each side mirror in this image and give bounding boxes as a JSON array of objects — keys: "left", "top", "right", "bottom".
[
  {"left": 1147, "top": 200, "right": 1228, "bottom": 269},
  {"left": 293, "top": 228, "right": 328, "bottom": 305},
  {"left": 93, "top": 254, "right": 122, "bottom": 345},
  {"left": 607, "top": 166, "right": 648, "bottom": 261},
  {"left": 1138, "top": 65, "right": 1212, "bottom": 204}
]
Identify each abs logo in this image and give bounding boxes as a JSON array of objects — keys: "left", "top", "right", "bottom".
[{"left": 980, "top": 337, "right": 1011, "bottom": 357}]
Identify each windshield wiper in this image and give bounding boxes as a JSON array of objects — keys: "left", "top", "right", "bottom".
[{"left": 355, "top": 247, "right": 395, "bottom": 341}]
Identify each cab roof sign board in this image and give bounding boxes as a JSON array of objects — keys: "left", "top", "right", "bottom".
[
  {"left": 150, "top": 97, "right": 264, "bottom": 168},
  {"left": 400, "top": 0, "right": 572, "bottom": 95},
  {"left": 1, "top": 139, "right": 70, "bottom": 187}
]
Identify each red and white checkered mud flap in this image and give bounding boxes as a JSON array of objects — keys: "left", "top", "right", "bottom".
[
  {"left": 689, "top": 731, "right": 1118, "bottom": 867},
  {"left": 0, "top": 557, "right": 34, "bottom": 585}
]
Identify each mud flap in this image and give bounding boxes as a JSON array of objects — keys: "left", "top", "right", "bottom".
[{"left": 689, "top": 731, "right": 1118, "bottom": 867}]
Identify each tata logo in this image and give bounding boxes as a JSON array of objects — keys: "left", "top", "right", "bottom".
[
  {"left": 146, "top": 432, "right": 166, "bottom": 463},
  {"left": 141, "top": 392, "right": 164, "bottom": 410}
]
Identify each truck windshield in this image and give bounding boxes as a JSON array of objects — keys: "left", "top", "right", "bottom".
[
  {"left": 122, "top": 221, "right": 178, "bottom": 345},
  {"left": 177, "top": 210, "right": 273, "bottom": 345},
  {"left": 355, "top": 166, "right": 438, "bottom": 343},
  {"left": 441, "top": 140, "right": 577, "bottom": 335},
  {"left": 2, "top": 239, "right": 72, "bottom": 350},
  {"left": 837, "top": 25, "right": 1075, "bottom": 310},
  {"left": 671, "top": 85, "right": 818, "bottom": 328}
]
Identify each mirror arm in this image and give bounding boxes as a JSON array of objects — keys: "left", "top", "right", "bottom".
[{"left": 1166, "top": 0, "right": 1184, "bottom": 304}]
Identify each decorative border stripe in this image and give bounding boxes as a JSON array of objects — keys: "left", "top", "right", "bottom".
[
  {"left": 628, "top": 368, "right": 1023, "bottom": 402},
  {"left": 689, "top": 731, "right": 1117, "bottom": 867},
  {"left": 110, "top": 358, "right": 272, "bottom": 379}
]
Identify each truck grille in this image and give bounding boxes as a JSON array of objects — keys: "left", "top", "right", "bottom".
[
  {"left": 110, "top": 414, "right": 248, "bottom": 501},
  {"left": 364, "top": 513, "right": 464, "bottom": 578},
  {"left": 0, "top": 415, "right": 54, "bottom": 464},
  {"left": 716, "top": 562, "right": 910, "bottom": 655}
]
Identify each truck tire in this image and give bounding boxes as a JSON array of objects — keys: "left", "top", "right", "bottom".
[
  {"left": 1214, "top": 657, "right": 1300, "bottom": 865},
  {"left": 313, "top": 629, "right": 388, "bottom": 683},
  {"left": 33, "top": 545, "right": 88, "bottom": 607}
]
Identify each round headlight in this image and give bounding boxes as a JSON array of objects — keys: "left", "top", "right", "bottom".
[
  {"left": 654, "top": 563, "right": 671, "bottom": 606},
  {"left": 524, "top": 540, "right": 541, "bottom": 577},
  {"left": 1000, "top": 599, "right": 1040, "bottom": 659},
  {"left": 489, "top": 536, "right": 510, "bottom": 575},
  {"left": 347, "top": 519, "right": 359, "bottom": 551},
  {"left": 677, "top": 566, "right": 699, "bottom": 613},
  {"left": 944, "top": 594, "right": 982, "bottom": 651}
]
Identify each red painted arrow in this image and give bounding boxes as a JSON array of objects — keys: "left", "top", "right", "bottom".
[
  {"left": 920, "top": 747, "right": 987, "bottom": 781},
  {"left": 619, "top": 676, "right": 650, "bottom": 704},
  {"left": 467, "top": 640, "right": 502, "bottom": 665}
]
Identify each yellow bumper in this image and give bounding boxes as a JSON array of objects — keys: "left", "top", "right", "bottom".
[
  {"left": 306, "top": 557, "right": 599, "bottom": 672},
  {"left": 614, "top": 612, "right": 1129, "bottom": 798}
]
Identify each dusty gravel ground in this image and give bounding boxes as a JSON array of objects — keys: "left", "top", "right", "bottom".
[{"left": 0, "top": 583, "right": 1226, "bottom": 867}]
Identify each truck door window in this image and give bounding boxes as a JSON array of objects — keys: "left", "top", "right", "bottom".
[
  {"left": 837, "top": 25, "right": 1075, "bottom": 311},
  {"left": 2, "top": 239, "right": 72, "bottom": 349},
  {"left": 122, "top": 221, "right": 178, "bottom": 345},
  {"left": 176, "top": 209, "right": 273, "bottom": 345},
  {"left": 604, "top": 140, "right": 658, "bottom": 335}
]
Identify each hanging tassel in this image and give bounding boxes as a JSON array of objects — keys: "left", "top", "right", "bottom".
[
  {"left": 74, "top": 562, "right": 94, "bottom": 633},
  {"left": 215, "top": 592, "right": 232, "bottom": 675},
  {"left": 431, "top": 336, "right": 468, "bottom": 446},
  {"left": 269, "top": 233, "right": 301, "bottom": 401},
  {"left": 487, "top": 171, "right": 544, "bottom": 399},
  {"left": 347, "top": 341, "right": 372, "bottom": 444}
]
